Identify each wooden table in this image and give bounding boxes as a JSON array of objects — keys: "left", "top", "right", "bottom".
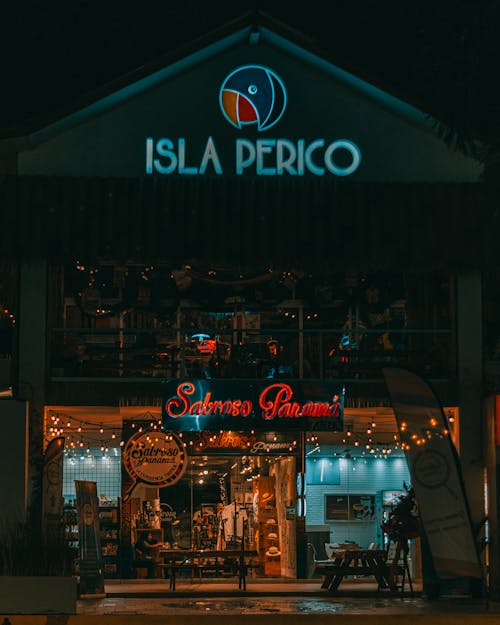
[
  {"left": 159, "top": 548, "right": 258, "bottom": 591},
  {"left": 319, "top": 549, "right": 397, "bottom": 593}
]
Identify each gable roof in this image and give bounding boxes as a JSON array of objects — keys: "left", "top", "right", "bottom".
[{"left": 0, "top": 11, "right": 459, "bottom": 156}]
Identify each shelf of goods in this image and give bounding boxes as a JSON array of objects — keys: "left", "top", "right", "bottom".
[
  {"left": 63, "top": 505, "right": 79, "bottom": 549},
  {"left": 99, "top": 505, "right": 120, "bottom": 578},
  {"left": 258, "top": 519, "right": 281, "bottom": 577}
]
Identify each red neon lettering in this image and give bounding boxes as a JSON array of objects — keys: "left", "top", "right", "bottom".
[
  {"left": 259, "top": 383, "right": 294, "bottom": 420},
  {"left": 166, "top": 382, "right": 195, "bottom": 417},
  {"left": 212, "top": 401, "right": 224, "bottom": 414},
  {"left": 202, "top": 392, "right": 213, "bottom": 415},
  {"left": 301, "top": 402, "right": 313, "bottom": 416},
  {"left": 166, "top": 381, "right": 341, "bottom": 421},
  {"left": 189, "top": 401, "right": 202, "bottom": 415},
  {"left": 330, "top": 403, "right": 341, "bottom": 417}
]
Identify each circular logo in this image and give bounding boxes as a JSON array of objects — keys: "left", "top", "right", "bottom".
[
  {"left": 219, "top": 65, "right": 287, "bottom": 131},
  {"left": 123, "top": 430, "right": 187, "bottom": 488},
  {"left": 414, "top": 449, "right": 450, "bottom": 488}
]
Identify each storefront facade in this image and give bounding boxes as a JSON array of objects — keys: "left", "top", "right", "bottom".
[{"left": 1, "top": 15, "right": 492, "bottom": 586}]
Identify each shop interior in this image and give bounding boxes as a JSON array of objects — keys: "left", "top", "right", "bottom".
[
  {"left": 50, "top": 263, "right": 453, "bottom": 381},
  {"left": 48, "top": 405, "right": 458, "bottom": 580}
]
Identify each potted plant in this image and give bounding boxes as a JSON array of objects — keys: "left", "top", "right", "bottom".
[{"left": 0, "top": 514, "right": 78, "bottom": 614}]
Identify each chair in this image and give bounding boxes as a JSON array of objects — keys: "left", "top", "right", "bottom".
[
  {"left": 325, "top": 543, "right": 341, "bottom": 559},
  {"left": 307, "top": 543, "right": 338, "bottom": 579}
]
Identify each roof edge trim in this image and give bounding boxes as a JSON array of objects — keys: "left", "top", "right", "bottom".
[
  {"left": 260, "top": 27, "right": 435, "bottom": 135},
  {"left": 15, "top": 28, "right": 252, "bottom": 152}
]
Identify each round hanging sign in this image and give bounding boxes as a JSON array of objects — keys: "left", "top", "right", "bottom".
[{"left": 123, "top": 430, "right": 187, "bottom": 488}]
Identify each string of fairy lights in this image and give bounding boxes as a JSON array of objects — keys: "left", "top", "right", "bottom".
[
  {"left": 305, "top": 411, "right": 455, "bottom": 461},
  {"left": 47, "top": 411, "right": 300, "bottom": 457},
  {"left": 48, "top": 408, "right": 455, "bottom": 460},
  {"left": 47, "top": 410, "right": 163, "bottom": 456}
]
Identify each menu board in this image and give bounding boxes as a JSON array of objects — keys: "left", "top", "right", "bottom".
[
  {"left": 349, "top": 494, "right": 375, "bottom": 520},
  {"left": 325, "top": 494, "right": 375, "bottom": 521},
  {"left": 325, "top": 494, "right": 349, "bottom": 520},
  {"left": 382, "top": 490, "right": 403, "bottom": 507}
]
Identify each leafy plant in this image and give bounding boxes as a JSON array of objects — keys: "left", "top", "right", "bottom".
[{"left": 0, "top": 513, "right": 76, "bottom": 576}]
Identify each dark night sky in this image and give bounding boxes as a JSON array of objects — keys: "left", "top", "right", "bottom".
[{"left": 2, "top": 1, "right": 500, "bottom": 147}]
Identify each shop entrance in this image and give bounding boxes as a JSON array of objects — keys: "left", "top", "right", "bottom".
[{"left": 130, "top": 453, "right": 297, "bottom": 579}]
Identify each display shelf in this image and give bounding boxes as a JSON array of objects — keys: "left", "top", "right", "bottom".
[
  {"left": 99, "top": 504, "right": 120, "bottom": 578},
  {"left": 257, "top": 517, "right": 281, "bottom": 577}
]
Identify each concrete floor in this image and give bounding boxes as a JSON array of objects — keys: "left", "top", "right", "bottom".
[{"left": 74, "top": 579, "right": 500, "bottom": 617}]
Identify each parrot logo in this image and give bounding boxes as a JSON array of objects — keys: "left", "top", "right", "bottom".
[{"left": 219, "top": 65, "right": 287, "bottom": 131}]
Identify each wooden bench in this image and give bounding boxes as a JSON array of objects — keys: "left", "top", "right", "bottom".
[{"left": 320, "top": 549, "right": 397, "bottom": 593}]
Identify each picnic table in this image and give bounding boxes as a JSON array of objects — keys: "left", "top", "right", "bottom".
[
  {"left": 318, "top": 548, "right": 398, "bottom": 593},
  {"left": 159, "top": 548, "right": 258, "bottom": 590}
]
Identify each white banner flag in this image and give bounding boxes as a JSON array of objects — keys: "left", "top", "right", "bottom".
[{"left": 383, "top": 367, "right": 482, "bottom": 579}]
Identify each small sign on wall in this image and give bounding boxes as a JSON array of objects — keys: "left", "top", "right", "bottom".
[
  {"left": 325, "top": 494, "right": 349, "bottom": 520},
  {"left": 325, "top": 494, "right": 374, "bottom": 521}
]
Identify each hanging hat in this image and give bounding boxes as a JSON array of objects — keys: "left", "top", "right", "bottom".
[
  {"left": 266, "top": 518, "right": 277, "bottom": 525},
  {"left": 262, "top": 492, "right": 274, "bottom": 503},
  {"left": 266, "top": 546, "right": 281, "bottom": 557},
  {"left": 268, "top": 532, "right": 278, "bottom": 539}
]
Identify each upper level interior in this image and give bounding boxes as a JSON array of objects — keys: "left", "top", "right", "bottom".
[{"left": 47, "top": 262, "right": 454, "bottom": 383}]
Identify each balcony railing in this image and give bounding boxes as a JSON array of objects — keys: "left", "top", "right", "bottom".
[{"left": 50, "top": 327, "right": 454, "bottom": 381}]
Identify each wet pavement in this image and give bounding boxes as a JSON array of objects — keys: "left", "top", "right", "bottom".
[
  {"left": 76, "top": 581, "right": 500, "bottom": 616},
  {"left": 77, "top": 595, "right": 498, "bottom": 615}
]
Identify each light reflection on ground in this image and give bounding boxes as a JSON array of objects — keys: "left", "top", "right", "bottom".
[{"left": 78, "top": 596, "right": 496, "bottom": 615}]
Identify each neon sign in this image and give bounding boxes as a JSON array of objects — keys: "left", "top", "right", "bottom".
[
  {"left": 259, "top": 383, "right": 341, "bottom": 419},
  {"left": 145, "top": 64, "right": 361, "bottom": 177},
  {"left": 166, "top": 381, "right": 341, "bottom": 419},
  {"left": 219, "top": 65, "right": 287, "bottom": 131},
  {"left": 145, "top": 136, "right": 360, "bottom": 177}
]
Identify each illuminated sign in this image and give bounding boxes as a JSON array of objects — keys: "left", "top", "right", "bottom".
[
  {"left": 123, "top": 429, "right": 187, "bottom": 491},
  {"left": 145, "top": 64, "right": 362, "bottom": 177},
  {"left": 219, "top": 65, "right": 287, "bottom": 131},
  {"left": 162, "top": 379, "right": 344, "bottom": 432},
  {"left": 188, "top": 431, "right": 300, "bottom": 455}
]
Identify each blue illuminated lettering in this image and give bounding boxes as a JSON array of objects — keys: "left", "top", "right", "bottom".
[
  {"left": 324, "top": 140, "right": 361, "bottom": 176},
  {"left": 256, "top": 139, "right": 277, "bottom": 175},
  {"left": 236, "top": 139, "right": 256, "bottom": 175},
  {"left": 146, "top": 136, "right": 362, "bottom": 177},
  {"left": 178, "top": 139, "right": 198, "bottom": 175},
  {"left": 146, "top": 137, "right": 154, "bottom": 174},
  {"left": 199, "top": 137, "right": 222, "bottom": 175},
  {"left": 276, "top": 139, "right": 297, "bottom": 175},
  {"left": 305, "top": 139, "right": 325, "bottom": 176},
  {"left": 297, "top": 139, "right": 305, "bottom": 176},
  {"left": 155, "top": 139, "right": 177, "bottom": 174}
]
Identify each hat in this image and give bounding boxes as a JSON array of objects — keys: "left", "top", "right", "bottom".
[
  {"left": 266, "top": 518, "right": 277, "bottom": 525},
  {"left": 268, "top": 532, "right": 278, "bottom": 539},
  {"left": 266, "top": 546, "right": 281, "bottom": 557},
  {"left": 262, "top": 492, "right": 274, "bottom": 503}
]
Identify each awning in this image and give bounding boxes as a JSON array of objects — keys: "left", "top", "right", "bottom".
[{"left": 0, "top": 176, "right": 496, "bottom": 271}]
